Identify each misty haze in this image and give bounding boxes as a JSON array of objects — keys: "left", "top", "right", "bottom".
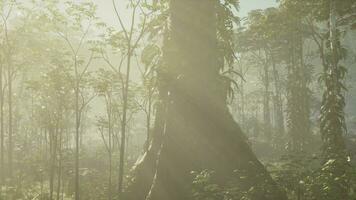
[{"left": 0, "top": 0, "right": 355, "bottom": 200}]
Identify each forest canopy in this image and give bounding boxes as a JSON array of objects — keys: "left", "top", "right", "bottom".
[{"left": 0, "top": 0, "right": 355, "bottom": 199}]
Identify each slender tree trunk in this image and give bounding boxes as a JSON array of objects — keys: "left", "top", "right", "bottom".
[
  {"left": 40, "top": 128, "right": 46, "bottom": 200},
  {"left": 57, "top": 128, "right": 62, "bottom": 200},
  {"left": 263, "top": 53, "right": 271, "bottom": 141},
  {"left": 0, "top": 61, "right": 4, "bottom": 196},
  {"left": 74, "top": 64, "right": 80, "bottom": 200},
  {"left": 108, "top": 97, "right": 113, "bottom": 200},
  {"left": 146, "top": 97, "right": 152, "bottom": 150},
  {"left": 61, "top": 172, "right": 65, "bottom": 200},
  {"left": 270, "top": 55, "right": 285, "bottom": 145},
  {"left": 3, "top": 16, "right": 12, "bottom": 183},
  {"left": 238, "top": 62, "right": 246, "bottom": 128},
  {"left": 49, "top": 127, "right": 58, "bottom": 200},
  {"left": 298, "top": 32, "right": 311, "bottom": 148},
  {"left": 287, "top": 37, "right": 300, "bottom": 151},
  {"left": 118, "top": 35, "right": 132, "bottom": 197},
  {"left": 7, "top": 59, "right": 13, "bottom": 180},
  {"left": 108, "top": 150, "right": 112, "bottom": 200}
]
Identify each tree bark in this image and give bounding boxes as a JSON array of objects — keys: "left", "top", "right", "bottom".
[
  {"left": 125, "top": 1, "right": 286, "bottom": 200},
  {"left": 123, "top": 100, "right": 167, "bottom": 200},
  {"left": 270, "top": 53, "right": 285, "bottom": 140},
  {"left": 56, "top": 128, "right": 62, "bottom": 200},
  {"left": 0, "top": 58, "right": 4, "bottom": 196},
  {"left": 263, "top": 52, "right": 272, "bottom": 141},
  {"left": 7, "top": 55, "right": 13, "bottom": 180},
  {"left": 319, "top": 1, "right": 349, "bottom": 198}
]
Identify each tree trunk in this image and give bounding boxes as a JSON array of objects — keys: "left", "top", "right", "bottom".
[
  {"left": 125, "top": 1, "right": 286, "bottom": 200},
  {"left": 108, "top": 99, "right": 112, "bottom": 200},
  {"left": 118, "top": 33, "right": 132, "bottom": 198},
  {"left": 49, "top": 127, "right": 58, "bottom": 200},
  {"left": 271, "top": 54, "right": 285, "bottom": 141},
  {"left": 145, "top": 96, "right": 152, "bottom": 151},
  {"left": 74, "top": 77, "right": 80, "bottom": 200},
  {"left": 57, "top": 128, "right": 63, "bottom": 200},
  {"left": 319, "top": 0, "right": 349, "bottom": 199},
  {"left": 286, "top": 21, "right": 311, "bottom": 152},
  {"left": 123, "top": 99, "right": 167, "bottom": 200},
  {"left": 263, "top": 53, "right": 272, "bottom": 141},
  {"left": 0, "top": 60, "right": 4, "bottom": 195},
  {"left": 7, "top": 59, "right": 13, "bottom": 179}
]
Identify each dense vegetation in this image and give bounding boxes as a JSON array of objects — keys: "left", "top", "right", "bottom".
[{"left": 0, "top": 0, "right": 355, "bottom": 199}]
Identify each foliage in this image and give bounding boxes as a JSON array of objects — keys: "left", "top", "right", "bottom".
[
  {"left": 193, "top": 155, "right": 356, "bottom": 200},
  {"left": 0, "top": 0, "right": 355, "bottom": 199}
]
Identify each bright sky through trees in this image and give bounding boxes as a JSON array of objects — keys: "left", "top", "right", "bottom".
[
  {"left": 94, "top": 0, "right": 278, "bottom": 26},
  {"left": 239, "top": 0, "right": 278, "bottom": 16}
]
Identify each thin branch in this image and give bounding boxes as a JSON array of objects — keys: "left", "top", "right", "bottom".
[
  {"left": 79, "top": 93, "right": 96, "bottom": 113},
  {"left": 131, "top": 4, "right": 147, "bottom": 51},
  {"left": 112, "top": 0, "right": 129, "bottom": 41},
  {"left": 98, "top": 126, "right": 110, "bottom": 153},
  {"left": 56, "top": 32, "right": 76, "bottom": 56},
  {"left": 78, "top": 51, "right": 94, "bottom": 82},
  {"left": 100, "top": 50, "right": 119, "bottom": 74},
  {"left": 75, "top": 22, "right": 92, "bottom": 56}
]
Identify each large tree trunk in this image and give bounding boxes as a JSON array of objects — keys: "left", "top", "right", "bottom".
[
  {"left": 123, "top": 100, "right": 167, "bottom": 200},
  {"left": 125, "top": 1, "right": 286, "bottom": 200}
]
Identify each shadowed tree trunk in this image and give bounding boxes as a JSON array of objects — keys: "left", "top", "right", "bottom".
[
  {"left": 262, "top": 54, "right": 272, "bottom": 141},
  {"left": 318, "top": 1, "right": 349, "bottom": 199},
  {"left": 271, "top": 56, "right": 285, "bottom": 144},
  {"left": 0, "top": 56, "right": 4, "bottom": 196},
  {"left": 124, "top": 1, "right": 287, "bottom": 200},
  {"left": 286, "top": 20, "right": 311, "bottom": 152}
]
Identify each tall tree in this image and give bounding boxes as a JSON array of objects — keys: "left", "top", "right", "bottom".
[
  {"left": 0, "top": 0, "right": 15, "bottom": 181},
  {"left": 318, "top": 0, "right": 353, "bottom": 198},
  {"left": 38, "top": 2, "right": 100, "bottom": 199},
  {"left": 111, "top": 0, "right": 149, "bottom": 195},
  {"left": 93, "top": 69, "right": 121, "bottom": 200},
  {"left": 236, "top": 8, "right": 280, "bottom": 142},
  {"left": 277, "top": 1, "right": 313, "bottom": 151},
  {"left": 138, "top": 43, "right": 160, "bottom": 150},
  {"left": 293, "top": 0, "right": 355, "bottom": 198},
  {"left": 0, "top": 45, "right": 3, "bottom": 197},
  {"left": 125, "top": 1, "right": 286, "bottom": 199}
]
